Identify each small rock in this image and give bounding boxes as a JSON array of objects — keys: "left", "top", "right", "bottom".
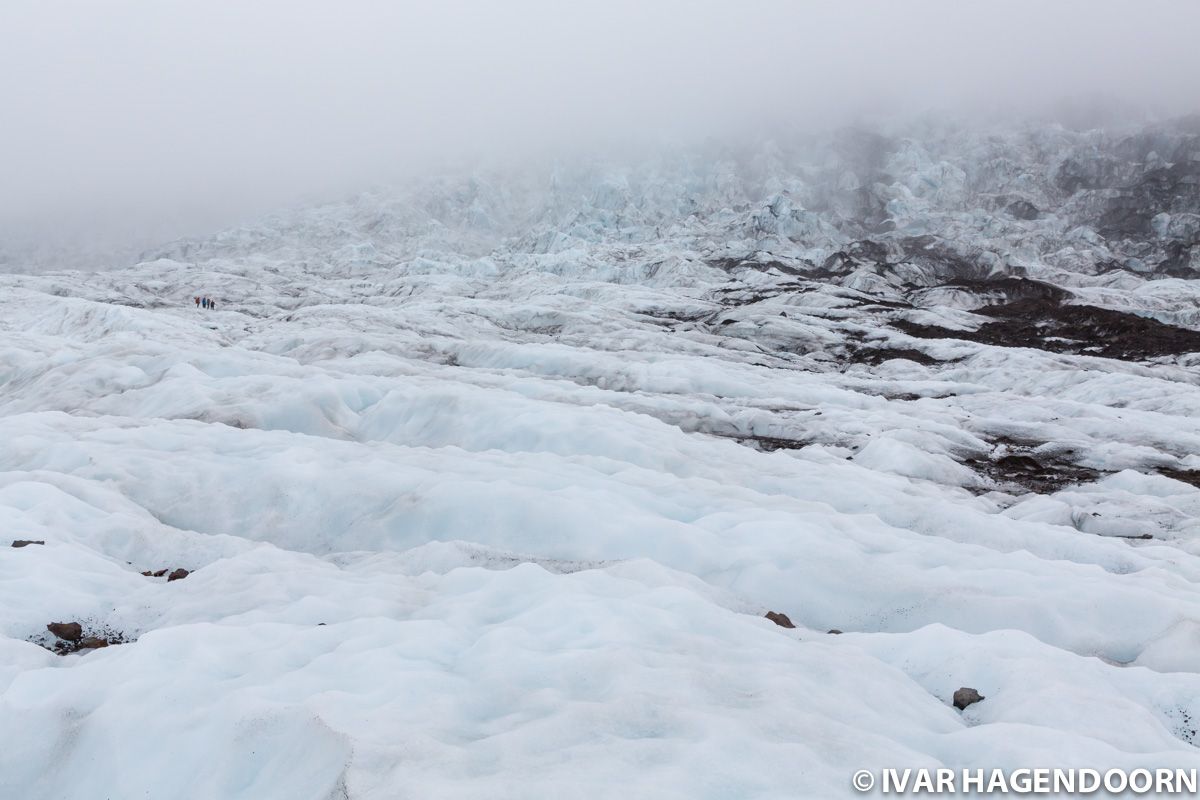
[
  {"left": 47, "top": 622, "right": 83, "bottom": 641},
  {"left": 764, "top": 611, "right": 795, "bottom": 629},
  {"left": 953, "top": 687, "right": 985, "bottom": 710},
  {"left": 827, "top": 629, "right": 843, "bottom": 635},
  {"left": 77, "top": 637, "right": 109, "bottom": 650},
  {"left": 140, "top": 570, "right": 153, "bottom": 576},
  {"left": 1006, "top": 199, "right": 1040, "bottom": 220},
  {"left": 11, "top": 540, "right": 45, "bottom": 548},
  {"left": 167, "top": 568, "right": 189, "bottom": 582},
  {"left": 151, "top": 569, "right": 167, "bottom": 578}
]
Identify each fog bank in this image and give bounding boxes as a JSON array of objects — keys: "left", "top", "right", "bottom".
[{"left": 2, "top": 0, "right": 1198, "bottom": 268}]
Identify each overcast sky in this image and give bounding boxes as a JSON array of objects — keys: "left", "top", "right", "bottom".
[{"left": 2, "top": 0, "right": 1200, "bottom": 260}]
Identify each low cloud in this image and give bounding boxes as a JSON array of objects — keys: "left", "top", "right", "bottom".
[{"left": 2, "top": 0, "right": 1198, "bottom": 264}]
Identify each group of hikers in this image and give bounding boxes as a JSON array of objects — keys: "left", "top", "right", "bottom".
[{"left": 193, "top": 296, "right": 217, "bottom": 310}]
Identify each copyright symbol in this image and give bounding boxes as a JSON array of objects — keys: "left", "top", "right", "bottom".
[{"left": 852, "top": 769, "right": 875, "bottom": 792}]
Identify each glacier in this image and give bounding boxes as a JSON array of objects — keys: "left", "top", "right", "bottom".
[{"left": 2, "top": 120, "right": 1200, "bottom": 798}]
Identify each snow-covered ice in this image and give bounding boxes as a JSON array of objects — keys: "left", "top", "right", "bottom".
[{"left": 3, "top": 122, "right": 1200, "bottom": 798}]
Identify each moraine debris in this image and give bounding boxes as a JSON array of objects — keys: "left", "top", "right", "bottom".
[
  {"left": 39, "top": 622, "right": 129, "bottom": 656},
  {"left": 140, "top": 567, "right": 189, "bottom": 580}
]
